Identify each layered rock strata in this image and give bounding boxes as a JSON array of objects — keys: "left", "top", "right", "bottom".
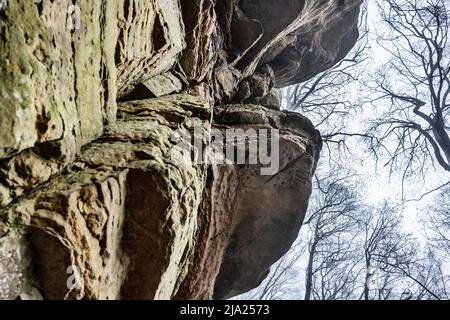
[{"left": 0, "top": 0, "right": 361, "bottom": 299}]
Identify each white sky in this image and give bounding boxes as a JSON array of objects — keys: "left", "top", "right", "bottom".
[{"left": 362, "top": 0, "right": 449, "bottom": 236}]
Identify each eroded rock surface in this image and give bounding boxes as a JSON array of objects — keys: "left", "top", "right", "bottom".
[
  {"left": 175, "top": 105, "right": 321, "bottom": 299},
  {"left": 1, "top": 95, "right": 211, "bottom": 300},
  {"left": 205, "top": 0, "right": 361, "bottom": 102},
  {"left": 0, "top": 0, "right": 361, "bottom": 300},
  {"left": 0, "top": 0, "right": 185, "bottom": 208}
]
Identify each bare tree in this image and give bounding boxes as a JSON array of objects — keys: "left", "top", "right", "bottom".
[
  {"left": 302, "top": 171, "right": 362, "bottom": 300},
  {"left": 365, "top": 0, "right": 450, "bottom": 180},
  {"left": 380, "top": 245, "right": 449, "bottom": 300}
]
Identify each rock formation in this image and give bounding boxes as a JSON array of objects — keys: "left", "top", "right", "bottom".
[{"left": 0, "top": 0, "right": 361, "bottom": 299}]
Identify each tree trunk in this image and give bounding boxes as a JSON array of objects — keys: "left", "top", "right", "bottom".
[{"left": 304, "top": 240, "right": 317, "bottom": 300}]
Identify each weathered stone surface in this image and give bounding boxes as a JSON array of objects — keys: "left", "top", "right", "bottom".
[
  {"left": 233, "top": 64, "right": 275, "bottom": 103},
  {"left": 0, "top": 0, "right": 361, "bottom": 301},
  {"left": 1, "top": 95, "right": 211, "bottom": 300},
  {"left": 178, "top": 0, "right": 219, "bottom": 84},
  {"left": 0, "top": 1, "right": 110, "bottom": 161},
  {"left": 175, "top": 105, "right": 321, "bottom": 299},
  {"left": 130, "top": 0, "right": 361, "bottom": 103},
  {"left": 0, "top": 0, "right": 115, "bottom": 208},
  {"left": 271, "top": 1, "right": 362, "bottom": 87}
]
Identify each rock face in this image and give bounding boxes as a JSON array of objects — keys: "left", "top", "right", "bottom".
[
  {"left": 248, "top": 88, "right": 283, "bottom": 110},
  {"left": 2, "top": 95, "right": 211, "bottom": 300},
  {"left": 0, "top": 0, "right": 361, "bottom": 299},
  {"left": 0, "top": 0, "right": 186, "bottom": 208},
  {"left": 175, "top": 105, "right": 321, "bottom": 300},
  {"left": 210, "top": 0, "right": 361, "bottom": 102}
]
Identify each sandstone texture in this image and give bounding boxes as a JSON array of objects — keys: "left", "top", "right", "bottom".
[
  {"left": 0, "top": 0, "right": 361, "bottom": 299},
  {"left": 175, "top": 105, "right": 321, "bottom": 299}
]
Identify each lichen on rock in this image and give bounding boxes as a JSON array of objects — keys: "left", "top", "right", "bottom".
[{"left": 0, "top": 0, "right": 362, "bottom": 300}]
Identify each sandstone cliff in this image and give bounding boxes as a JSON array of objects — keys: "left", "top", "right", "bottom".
[{"left": 0, "top": 0, "right": 361, "bottom": 300}]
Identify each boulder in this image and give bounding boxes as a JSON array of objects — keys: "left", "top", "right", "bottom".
[
  {"left": 1, "top": 95, "right": 211, "bottom": 299},
  {"left": 175, "top": 105, "right": 321, "bottom": 299},
  {"left": 0, "top": 0, "right": 185, "bottom": 208}
]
